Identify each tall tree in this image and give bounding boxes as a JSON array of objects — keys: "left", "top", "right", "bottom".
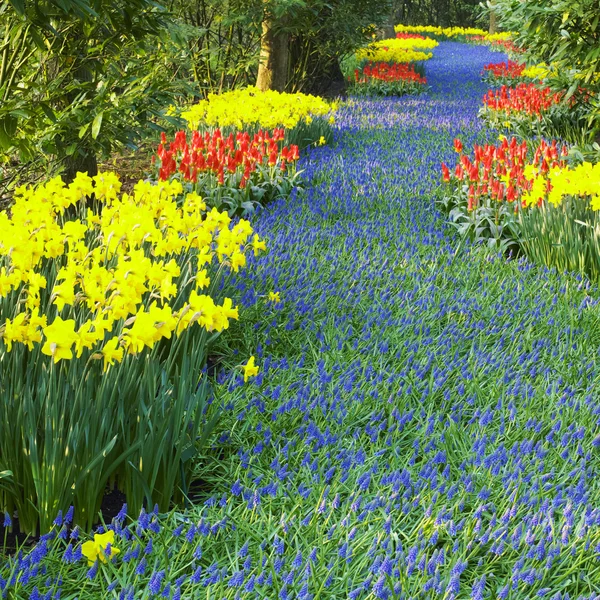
[
  {"left": 488, "top": 0, "right": 498, "bottom": 34},
  {"left": 254, "top": 0, "right": 393, "bottom": 94},
  {"left": 256, "top": 1, "right": 289, "bottom": 91}
]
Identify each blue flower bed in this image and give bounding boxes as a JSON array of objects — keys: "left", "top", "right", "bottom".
[{"left": 4, "top": 41, "right": 600, "bottom": 600}]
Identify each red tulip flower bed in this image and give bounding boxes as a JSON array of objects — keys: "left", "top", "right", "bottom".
[
  {"left": 438, "top": 136, "right": 567, "bottom": 252},
  {"left": 491, "top": 39, "right": 525, "bottom": 55},
  {"left": 350, "top": 62, "right": 427, "bottom": 96},
  {"left": 395, "top": 32, "right": 428, "bottom": 40},
  {"left": 442, "top": 136, "right": 567, "bottom": 211},
  {"left": 154, "top": 128, "right": 301, "bottom": 216},
  {"left": 482, "top": 61, "right": 526, "bottom": 83},
  {"left": 483, "top": 83, "right": 563, "bottom": 117},
  {"left": 157, "top": 129, "right": 299, "bottom": 184}
]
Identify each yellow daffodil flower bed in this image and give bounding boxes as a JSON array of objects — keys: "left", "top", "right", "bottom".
[
  {"left": 522, "top": 161, "right": 600, "bottom": 208},
  {"left": 181, "top": 87, "right": 337, "bottom": 149},
  {"left": 357, "top": 39, "right": 433, "bottom": 64},
  {"left": 0, "top": 172, "right": 262, "bottom": 361},
  {"left": 378, "top": 37, "right": 438, "bottom": 51},
  {"left": 395, "top": 24, "right": 489, "bottom": 37},
  {"left": 394, "top": 25, "right": 517, "bottom": 44},
  {"left": 516, "top": 161, "right": 600, "bottom": 282},
  {"left": 0, "top": 171, "right": 265, "bottom": 535}
]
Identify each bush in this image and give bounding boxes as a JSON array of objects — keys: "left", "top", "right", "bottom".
[
  {"left": 0, "top": 173, "right": 264, "bottom": 534},
  {"left": 492, "top": 0, "right": 600, "bottom": 144}
]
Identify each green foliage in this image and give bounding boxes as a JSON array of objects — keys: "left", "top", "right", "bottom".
[
  {"left": 491, "top": 0, "right": 600, "bottom": 141},
  {"left": 0, "top": 338, "right": 216, "bottom": 535},
  {"left": 437, "top": 184, "right": 521, "bottom": 255},
  {"left": 518, "top": 197, "right": 600, "bottom": 282},
  {"left": 393, "top": 0, "right": 486, "bottom": 28},
  {"left": 0, "top": 0, "right": 197, "bottom": 196}
]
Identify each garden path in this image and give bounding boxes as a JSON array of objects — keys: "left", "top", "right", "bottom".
[{"left": 212, "top": 42, "right": 600, "bottom": 597}]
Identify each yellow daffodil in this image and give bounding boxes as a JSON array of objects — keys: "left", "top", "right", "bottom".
[
  {"left": 188, "top": 291, "right": 217, "bottom": 330},
  {"left": 123, "top": 309, "right": 159, "bottom": 354},
  {"left": 101, "top": 337, "right": 124, "bottom": 372},
  {"left": 195, "top": 269, "right": 210, "bottom": 290},
  {"left": 2, "top": 313, "right": 28, "bottom": 351},
  {"left": 41, "top": 317, "right": 79, "bottom": 363},
  {"left": 81, "top": 530, "right": 120, "bottom": 566},
  {"left": 268, "top": 291, "right": 281, "bottom": 304},
  {"left": 75, "top": 320, "right": 102, "bottom": 358},
  {"left": 243, "top": 356, "right": 259, "bottom": 382},
  {"left": 252, "top": 234, "right": 267, "bottom": 257}
]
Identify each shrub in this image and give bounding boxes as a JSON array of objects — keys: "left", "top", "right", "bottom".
[{"left": 493, "top": 0, "right": 600, "bottom": 130}]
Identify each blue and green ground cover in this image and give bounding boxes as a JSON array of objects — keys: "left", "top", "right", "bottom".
[{"left": 4, "top": 41, "right": 600, "bottom": 600}]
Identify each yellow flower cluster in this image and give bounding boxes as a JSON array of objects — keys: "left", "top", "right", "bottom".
[
  {"left": 0, "top": 172, "right": 266, "bottom": 368},
  {"left": 394, "top": 24, "right": 486, "bottom": 37},
  {"left": 523, "top": 162, "right": 600, "bottom": 209},
  {"left": 378, "top": 37, "right": 438, "bottom": 50},
  {"left": 485, "top": 32, "right": 515, "bottom": 42},
  {"left": 357, "top": 39, "right": 433, "bottom": 63},
  {"left": 522, "top": 64, "right": 550, "bottom": 80},
  {"left": 394, "top": 25, "right": 516, "bottom": 40},
  {"left": 181, "top": 86, "right": 336, "bottom": 131}
]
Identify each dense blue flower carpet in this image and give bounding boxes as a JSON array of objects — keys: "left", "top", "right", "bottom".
[
  {"left": 217, "top": 41, "right": 600, "bottom": 599},
  {"left": 5, "top": 42, "right": 600, "bottom": 600}
]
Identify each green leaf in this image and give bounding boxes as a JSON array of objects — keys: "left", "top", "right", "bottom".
[
  {"left": 91, "top": 111, "right": 103, "bottom": 139},
  {"left": 78, "top": 122, "right": 90, "bottom": 139},
  {"left": 39, "top": 103, "right": 56, "bottom": 123},
  {"left": 8, "top": 0, "right": 25, "bottom": 15},
  {"left": 0, "top": 117, "right": 15, "bottom": 151}
]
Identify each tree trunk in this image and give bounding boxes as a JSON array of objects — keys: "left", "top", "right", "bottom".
[
  {"left": 256, "top": 14, "right": 289, "bottom": 91},
  {"left": 62, "top": 34, "right": 98, "bottom": 183},
  {"left": 489, "top": 2, "right": 498, "bottom": 34}
]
